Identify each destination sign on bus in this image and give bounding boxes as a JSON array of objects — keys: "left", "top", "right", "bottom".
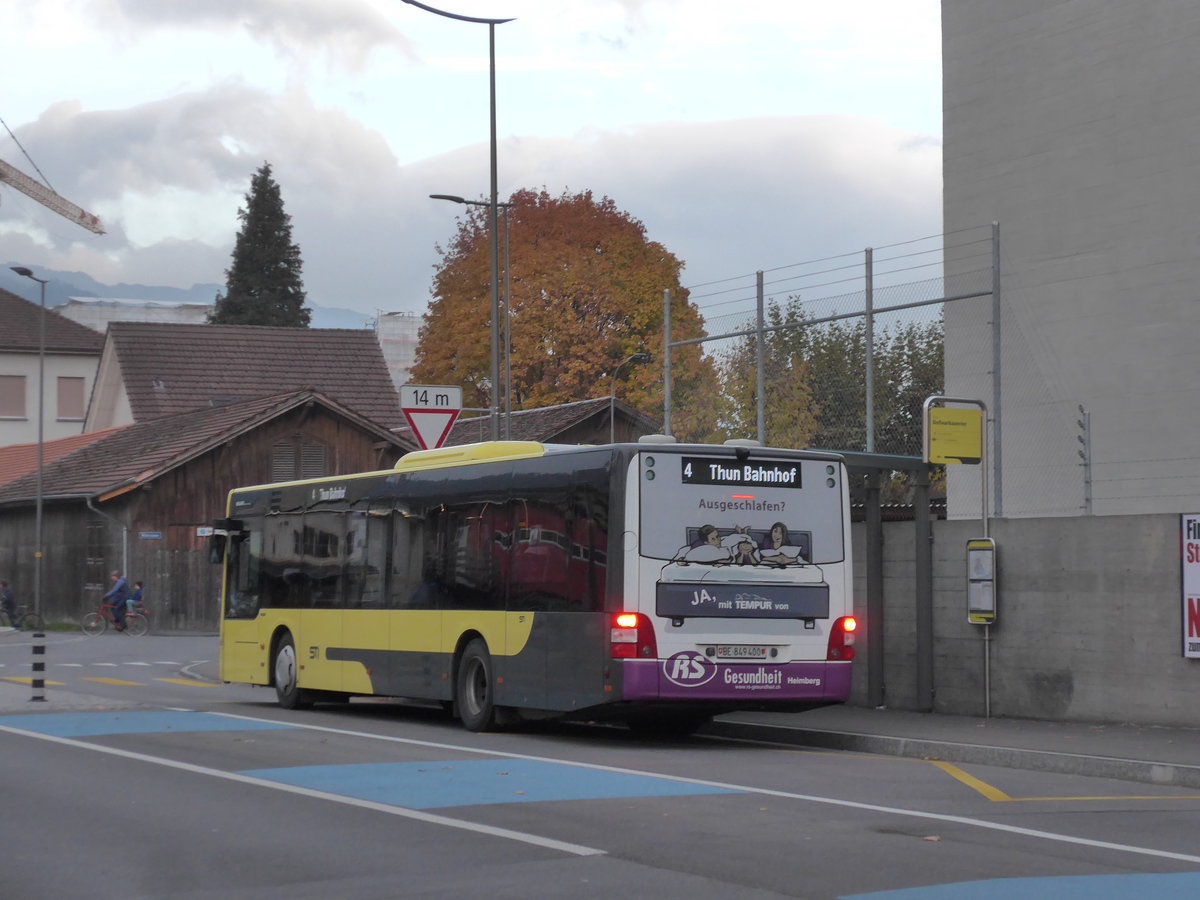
[{"left": 680, "top": 456, "right": 802, "bottom": 489}]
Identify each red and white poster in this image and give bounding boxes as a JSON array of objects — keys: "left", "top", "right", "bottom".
[{"left": 1180, "top": 514, "right": 1200, "bottom": 658}]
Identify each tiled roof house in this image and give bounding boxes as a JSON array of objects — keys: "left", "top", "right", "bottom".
[
  {"left": 0, "top": 390, "right": 411, "bottom": 629},
  {"left": 0, "top": 390, "right": 406, "bottom": 506},
  {"left": 0, "top": 287, "right": 105, "bottom": 446},
  {"left": 0, "top": 426, "right": 122, "bottom": 488},
  {"left": 85, "top": 322, "right": 403, "bottom": 432}
]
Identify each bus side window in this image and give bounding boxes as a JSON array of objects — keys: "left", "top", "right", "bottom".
[
  {"left": 304, "top": 511, "right": 345, "bottom": 609},
  {"left": 353, "top": 506, "right": 389, "bottom": 609}
]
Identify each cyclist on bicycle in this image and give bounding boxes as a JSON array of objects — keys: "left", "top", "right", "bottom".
[
  {"left": 0, "top": 580, "right": 15, "bottom": 626},
  {"left": 103, "top": 570, "right": 131, "bottom": 631}
]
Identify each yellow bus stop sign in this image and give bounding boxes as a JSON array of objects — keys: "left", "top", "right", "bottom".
[{"left": 927, "top": 407, "right": 983, "bottom": 465}]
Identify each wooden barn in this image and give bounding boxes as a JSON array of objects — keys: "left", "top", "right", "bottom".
[{"left": 0, "top": 390, "right": 410, "bottom": 630}]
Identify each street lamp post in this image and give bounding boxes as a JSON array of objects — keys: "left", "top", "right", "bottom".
[
  {"left": 11, "top": 266, "right": 47, "bottom": 618},
  {"left": 430, "top": 194, "right": 513, "bottom": 437},
  {"left": 610, "top": 352, "right": 652, "bottom": 444},
  {"left": 404, "top": 0, "right": 513, "bottom": 441}
]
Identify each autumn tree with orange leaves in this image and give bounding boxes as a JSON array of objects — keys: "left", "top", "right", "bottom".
[{"left": 411, "top": 188, "right": 720, "bottom": 440}]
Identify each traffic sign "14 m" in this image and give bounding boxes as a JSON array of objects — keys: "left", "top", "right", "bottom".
[{"left": 400, "top": 384, "right": 462, "bottom": 450}]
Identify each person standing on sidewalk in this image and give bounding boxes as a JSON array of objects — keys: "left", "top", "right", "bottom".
[
  {"left": 102, "top": 570, "right": 131, "bottom": 631},
  {"left": 0, "top": 580, "right": 15, "bottom": 626}
]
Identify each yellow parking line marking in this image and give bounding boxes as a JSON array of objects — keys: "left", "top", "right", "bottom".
[
  {"left": 931, "top": 761, "right": 1014, "bottom": 801},
  {"left": 1, "top": 676, "right": 65, "bottom": 686},
  {"left": 155, "top": 678, "right": 220, "bottom": 688},
  {"left": 1002, "top": 793, "right": 1200, "bottom": 802},
  {"left": 930, "top": 760, "right": 1200, "bottom": 802},
  {"left": 81, "top": 677, "right": 145, "bottom": 686}
]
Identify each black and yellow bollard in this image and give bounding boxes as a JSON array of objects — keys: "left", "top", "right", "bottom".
[{"left": 30, "top": 632, "right": 46, "bottom": 702}]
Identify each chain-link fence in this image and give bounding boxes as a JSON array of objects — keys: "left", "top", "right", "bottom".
[
  {"left": 669, "top": 227, "right": 994, "bottom": 457},
  {"left": 666, "top": 223, "right": 1099, "bottom": 518}
]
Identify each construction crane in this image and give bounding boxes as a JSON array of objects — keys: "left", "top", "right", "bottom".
[{"left": 0, "top": 157, "right": 104, "bottom": 234}]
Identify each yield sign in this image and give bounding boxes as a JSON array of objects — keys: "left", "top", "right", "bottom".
[
  {"left": 400, "top": 385, "right": 463, "bottom": 450},
  {"left": 402, "top": 408, "right": 460, "bottom": 450}
]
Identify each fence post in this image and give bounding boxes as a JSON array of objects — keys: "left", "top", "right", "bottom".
[
  {"left": 914, "top": 466, "right": 934, "bottom": 712},
  {"left": 662, "top": 288, "right": 672, "bottom": 436},
  {"left": 755, "top": 271, "right": 765, "bottom": 444},
  {"left": 865, "top": 471, "right": 885, "bottom": 708},
  {"left": 865, "top": 247, "right": 875, "bottom": 452},
  {"left": 992, "top": 221, "right": 1002, "bottom": 517}
]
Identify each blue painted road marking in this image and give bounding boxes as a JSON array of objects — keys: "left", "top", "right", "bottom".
[
  {"left": 841, "top": 872, "right": 1200, "bottom": 899},
  {"left": 242, "top": 758, "right": 741, "bottom": 809},
  {"left": 0, "top": 711, "right": 298, "bottom": 737}
]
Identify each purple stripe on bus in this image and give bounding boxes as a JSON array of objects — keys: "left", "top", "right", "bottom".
[{"left": 621, "top": 658, "right": 851, "bottom": 702}]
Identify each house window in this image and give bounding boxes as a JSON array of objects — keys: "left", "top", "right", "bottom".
[
  {"left": 0, "top": 375, "right": 26, "bottom": 418},
  {"left": 272, "top": 438, "right": 329, "bottom": 481},
  {"left": 57, "top": 376, "right": 86, "bottom": 420}
]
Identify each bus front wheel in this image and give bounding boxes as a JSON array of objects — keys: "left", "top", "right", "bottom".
[
  {"left": 456, "top": 639, "right": 496, "bottom": 732},
  {"left": 273, "top": 633, "right": 313, "bottom": 710}
]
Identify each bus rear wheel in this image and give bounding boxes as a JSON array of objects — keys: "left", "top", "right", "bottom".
[
  {"left": 456, "top": 639, "right": 496, "bottom": 732},
  {"left": 273, "top": 633, "right": 313, "bottom": 710}
]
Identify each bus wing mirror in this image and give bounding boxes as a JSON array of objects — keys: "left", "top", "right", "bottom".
[
  {"left": 208, "top": 533, "right": 226, "bottom": 564},
  {"left": 209, "top": 518, "right": 245, "bottom": 564}
]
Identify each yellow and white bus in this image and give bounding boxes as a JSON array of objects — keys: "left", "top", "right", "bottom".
[{"left": 211, "top": 438, "right": 856, "bottom": 733}]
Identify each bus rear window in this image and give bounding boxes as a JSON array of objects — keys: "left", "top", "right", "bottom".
[{"left": 639, "top": 453, "right": 845, "bottom": 565}]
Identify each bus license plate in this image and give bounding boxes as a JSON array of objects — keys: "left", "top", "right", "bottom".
[{"left": 716, "top": 645, "right": 768, "bottom": 659}]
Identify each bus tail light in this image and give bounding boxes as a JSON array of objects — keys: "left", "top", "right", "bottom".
[
  {"left": 827, "top": 615, "right": 857, "bottom": 660},
  {"left": 610, "top": 612, "right": 658, "bottom": 659}
]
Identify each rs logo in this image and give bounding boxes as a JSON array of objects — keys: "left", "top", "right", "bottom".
[{"left": 663, "top": 651, "right": 717, "bottom": 687}]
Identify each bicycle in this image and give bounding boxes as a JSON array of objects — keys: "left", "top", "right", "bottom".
[
  {"left": 81, "top": 602, "right": 149, "bottom": 636},
  {"left": 0, "top": 605, "right": 45, "bottom": 631}
]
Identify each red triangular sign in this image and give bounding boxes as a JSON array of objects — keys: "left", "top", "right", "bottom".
[{"left": 402, "top": 408, "right": 460, "bottom": 450}]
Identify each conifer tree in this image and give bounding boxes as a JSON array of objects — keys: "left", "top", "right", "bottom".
[{"left": 209, "top": 162, "right": 310, "bottom": 327}]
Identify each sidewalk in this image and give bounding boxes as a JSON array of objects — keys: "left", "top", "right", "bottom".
[{"left": 710, "top": 705, "right": 1200, "bottom": 789}]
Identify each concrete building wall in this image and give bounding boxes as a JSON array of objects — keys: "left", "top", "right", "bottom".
[
  {"left": 943, "top": 1, "right": 1200, "bottom": 518},
  {"left": 851, "top": 513, "right": 1197, "bottom": 727},
  {"left": 376, "top": 311, "right": 421, "bottom": 390},
  {"left": 0, "top": 351, "right": 98, "bottom": 445},
  {"left": 54, "top": 299, "right": 210, "bottom": 332}
]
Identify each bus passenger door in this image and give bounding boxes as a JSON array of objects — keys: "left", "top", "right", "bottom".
[
  {"left": 298, "top": 508, "right": 345, "bottom": 693},
  {"left": 219, "top": 527, "right": 267, "bottom": 685},
  {"left": 340, "top": 502, "right": 390, "bottom": 696},
  {"left": 506, "top": 498, "right": 550, "bottom": 708}
]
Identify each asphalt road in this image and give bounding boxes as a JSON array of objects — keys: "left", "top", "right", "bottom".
[{"left": 1, "top": 633, "right": 1198, "bottom": 899}]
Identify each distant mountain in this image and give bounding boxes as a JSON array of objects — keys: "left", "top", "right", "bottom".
[{"left": 0, "top": 264, "right": 373, "bottom": 330}]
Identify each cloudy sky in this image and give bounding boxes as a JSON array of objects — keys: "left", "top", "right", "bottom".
[{"left": 1, "top": 0, "right": 942, "bottom": 322}]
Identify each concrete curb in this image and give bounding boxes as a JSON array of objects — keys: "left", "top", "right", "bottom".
[{"left": 705, "top": 720, "right": 1200, "bottom": 789}]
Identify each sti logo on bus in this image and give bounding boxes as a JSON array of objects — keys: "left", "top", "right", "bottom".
[
  {"left": 311, "top": 486, "right": 346, "bottom": 503},
  {"left": 663, "top": 651, "right": 717, "bottom": 687}
]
